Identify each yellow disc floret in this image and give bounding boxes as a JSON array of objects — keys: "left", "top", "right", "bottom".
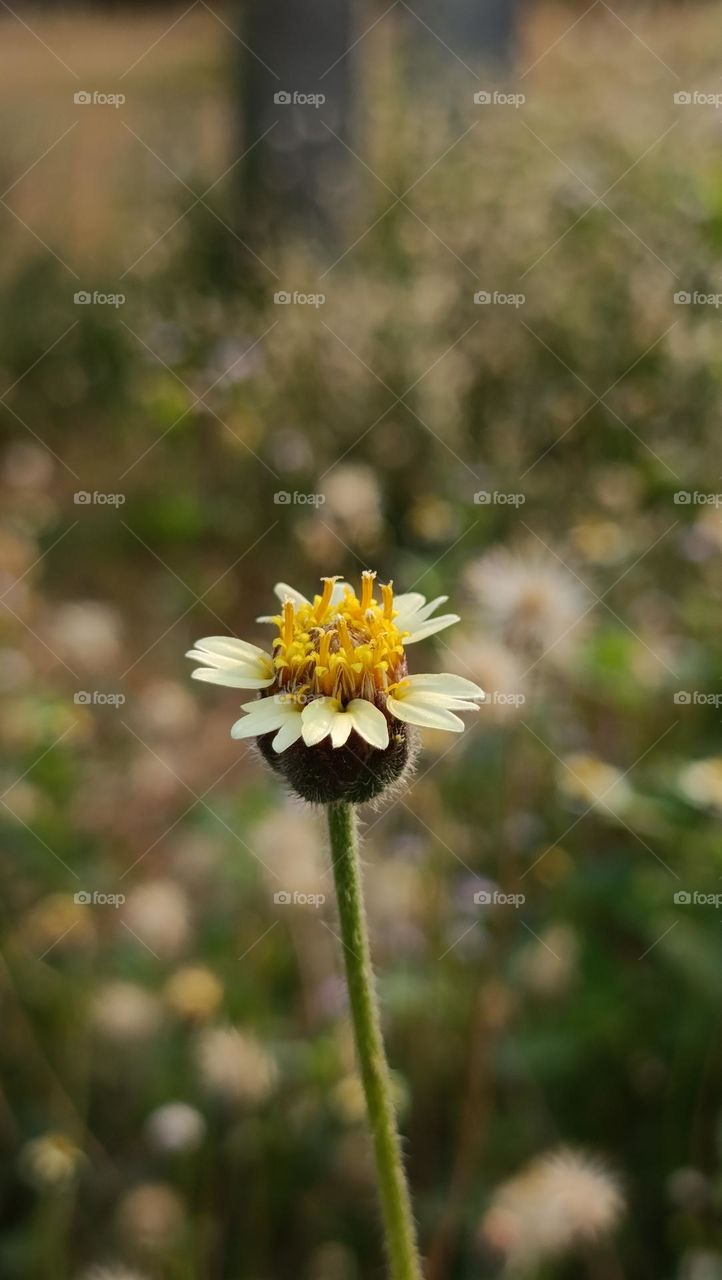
[{"left": 270, "top": 572, "right": 408, "bottom": 706}]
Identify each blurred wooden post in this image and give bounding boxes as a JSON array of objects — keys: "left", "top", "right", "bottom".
[
  {"left": 403, "top": 0, "right": 518, "bottom": 86},
  {"left": 237, "top": 0, "right": 356, "bottom": 243}
]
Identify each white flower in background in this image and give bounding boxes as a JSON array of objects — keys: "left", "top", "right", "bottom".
[
  {"left": 678, "top": 758, "right": 722, "bottom": 812},
  {"left": 195, "top": 1026, "right": 277, "bottom": 1105},
  {"left": 123, "top": 880, "right": 191, "bottom": 959},
  {"left": 467, "top": 548, "right": 587, "bottom": 657},
  {"left": 91, "top": 982, "right": 163, "bottom": 1046},
  {"left": 481, "top": 1147, "right": 623, "bottom": 1270},
  {"left": 115, "top": 1184, "right": 184, "bottom": 1252},
  {"left": 187, "top": 572, "right": 483, "bottom": 803},
  {"left": 145, "top": 1103, "right": 206, "bottom": 1154}
]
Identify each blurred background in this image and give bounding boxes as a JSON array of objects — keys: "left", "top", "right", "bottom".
[{"left": 1, "top": 1, "right": 722, "bottom": 1277}]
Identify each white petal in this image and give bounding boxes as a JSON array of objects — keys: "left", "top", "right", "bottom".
[
  {"left": 411, "top": 595, "right": 450, "bottom": 623},
  {"left": 191, "top": 668, "right": 274, "bottom": 689},
  {"left": 192, "top": 636, "right": 270, "bottom": 660},
  {"left": 403, "top": 673, "right": 484, "bottom": 699},
  {"left": 330, "top": 714, "right": 353, "bottom": 748},
  {"left": 403, "top": 614, "right": 460, "bottom": 643},
  {"left": 186, "top": 648, "right": 272, "bottom": 676},
  {"left": 230, "top": 698, "right": 299, "bottom": 739},
  {"left": 386, "top": 694, "right": 465, "bottom": 732},
  {"left": 301, "top": 697, "right": 340, "bottom": 746},
  {"left": 392, "top": 592, "right": 426, "bottom": 616},
  {"left": 406, "top": 694, "right": 481, "bottom": 711},
  {"left": 239, "top": 695, "right": 295, "bottom": 722},
  {"left": 346, "top": 699, "right": 389, "bottom": 749},
  {"left": 271, "top": 716, "right": 304, "bottom": 753},
  {"left": 330, "top": 581, "right": 351, "bottom": 605},
  {"left": 273, "top": 582, "right": 309, "bottom": 608}
]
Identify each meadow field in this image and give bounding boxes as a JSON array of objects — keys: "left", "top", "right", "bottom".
[{"left": 1, "top": 3, "right": 722, "bottom": 1278}]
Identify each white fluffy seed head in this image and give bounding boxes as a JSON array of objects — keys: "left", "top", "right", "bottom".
[{"left": 481, "top": 1147, "right": 623, "bottom": 1269}]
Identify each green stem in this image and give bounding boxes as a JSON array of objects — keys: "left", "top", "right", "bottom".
[{"left": 326, "top": 802, "right": 423, "bottom": 1280}]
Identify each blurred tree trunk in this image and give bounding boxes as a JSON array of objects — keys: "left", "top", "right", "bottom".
[{"left": 237, "top": 0, "right": 356, "bottom": 245}]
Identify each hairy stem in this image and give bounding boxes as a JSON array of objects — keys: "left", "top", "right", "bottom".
[{"left": 326, "top": 801, "right": 423, "bottom": 1280}]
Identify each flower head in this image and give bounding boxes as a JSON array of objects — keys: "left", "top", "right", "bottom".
[
  {"left": 481, "top": 1147, "right": 623, "bottom": 1270},
  {"left": 188, "top": 572, "right": 483, "bottom": 802}
]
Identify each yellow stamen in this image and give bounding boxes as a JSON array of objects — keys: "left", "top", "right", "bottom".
[
  {"left": 360, "top": 570, "right": 376, "bottom": 612},
  {"left": 271, "top": 574, "right": 407, "bottom": 707},
  {"left": 336, "top": 616, "right": 355, "bottom": 660},
  {"left": 282, "top": 599, "right": 295, "bottom": 648},
  {"left": 315, "top": 576, "right": 338, "bottom": 621},
  {"left": 318, "top": 630, "right": 332, "bottom": 669}
]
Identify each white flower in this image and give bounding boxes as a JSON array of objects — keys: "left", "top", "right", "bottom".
[
  {"left": 481, "top": 1147, "right": 623, "bottom": 1269},
  {"left": 188, "top": 574, "right": 481, "bottom": 753},
  {"left": 187, "top": 574, "right": 483, "bottom": 802}
]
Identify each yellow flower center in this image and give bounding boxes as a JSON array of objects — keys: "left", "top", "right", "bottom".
[{"left": 271, "top": 571, "right": 408, "bottom": 704}]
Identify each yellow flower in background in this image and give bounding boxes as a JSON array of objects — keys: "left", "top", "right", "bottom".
[{"left": 188, "top": 571, "right": 483, "bottom": 802}]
